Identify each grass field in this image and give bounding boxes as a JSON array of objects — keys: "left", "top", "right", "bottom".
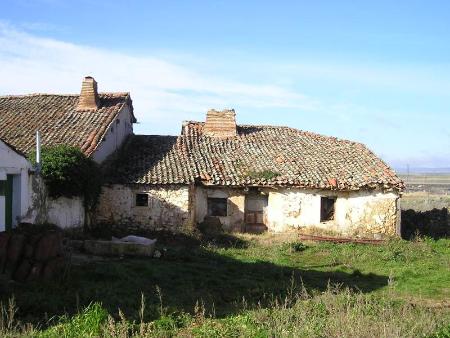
[{"left": 1, "top": 233, "right": 449, "bottom": 337}]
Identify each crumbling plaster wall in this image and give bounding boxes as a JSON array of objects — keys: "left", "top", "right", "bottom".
[
  {"left": 21, "top": 175, "right": 85, "bottom": 229},
  {"left": 265, "top": 188, "right": 400, "bottom": 237},
  {"left": 97, "top": 184, "right": 192, "bottom": 231},
  {"left": 195, "top": 186, "right": 400, "bottom": 237}
]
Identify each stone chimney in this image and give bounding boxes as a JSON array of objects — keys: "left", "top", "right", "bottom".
[
  {"left": 203, "top": 109, "right": 237, "bottom": 137},
  {"left": 76, "top": 76, "right": 99, "bottom": 111}
]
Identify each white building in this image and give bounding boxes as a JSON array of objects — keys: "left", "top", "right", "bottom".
[
  {"left": 0, "top": 77, "right": 136, "bottom": 228},
  {"left": 0, "top": 139, "right": 32, "bottom": 231}
]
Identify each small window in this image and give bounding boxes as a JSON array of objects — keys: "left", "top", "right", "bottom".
[
  {"left": 136, "top": 193, "right": 149, "bottom": 207},
  {"left": 207, "top": 198, "right": 227, "bottom": 216},
  {"left": 116, "top": 118, "right": 120, "bottom": 124},
  {"left": 320, "top": 196, "right": 336, "bottom": 222}
]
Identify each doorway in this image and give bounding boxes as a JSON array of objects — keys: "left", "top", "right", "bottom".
[{"left": 244, "top": 193, "right": 268, "bottom": 233}]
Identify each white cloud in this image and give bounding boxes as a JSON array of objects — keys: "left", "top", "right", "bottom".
[{"left": 0, "top": 23, "right": 317, "bottom": 134}]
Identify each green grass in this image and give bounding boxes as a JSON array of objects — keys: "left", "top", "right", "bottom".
[{"left": 1, "top": 234, "right": 449, "bottom": 337}]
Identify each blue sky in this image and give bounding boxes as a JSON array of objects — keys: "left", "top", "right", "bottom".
[{"left": 1, "top": 0, "right": 450, "bottom": 171}]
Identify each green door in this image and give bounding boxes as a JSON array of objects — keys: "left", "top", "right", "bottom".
[{"left": 5, "top": 175, "right": 13, "bottom": 231}]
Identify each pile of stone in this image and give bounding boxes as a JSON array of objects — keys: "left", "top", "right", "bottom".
[{"left": 0, "top": 230, "right": 66, "bottom": 282}]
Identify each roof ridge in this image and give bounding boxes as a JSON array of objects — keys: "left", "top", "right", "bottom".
[
  {"left": 0, "top": 92, "right": 129, "bottom": 99},
  {"left": 185, "top": 120, "right": 362, "bottom": 145}
]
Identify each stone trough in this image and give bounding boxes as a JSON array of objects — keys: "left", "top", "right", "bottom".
[{"left": 84, "top": 236, "right": 156, "bottom": 257}]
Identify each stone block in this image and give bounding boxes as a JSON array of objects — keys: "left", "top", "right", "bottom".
[{"left": 84, "top": 240, "right": 155, "bottom": 257}]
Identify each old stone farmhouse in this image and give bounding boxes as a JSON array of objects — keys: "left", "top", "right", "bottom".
[
  {"left": 0, "top": 77, "right": 135, "bottom": 229},
  {"left": 0, "top": 77, "right": 404, "bottom": 237},
  {"left": 98, "top": 109, "right": 404, "bottom": 237}
]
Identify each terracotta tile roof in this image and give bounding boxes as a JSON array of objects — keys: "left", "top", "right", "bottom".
[
  {"left": 106, "top": 122, "right": 404, "bottom": 191},
  {"left": 0, "top": 93, "right": 135, "bottom": 157}
]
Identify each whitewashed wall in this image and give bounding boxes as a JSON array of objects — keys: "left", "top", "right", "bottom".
[
  {"left": 47, "top": 196, "right": 85, "bottom": 228},
  {"left": 0, "top": 140, "right": 32, "bottom": 230},
  {"left": 92, "top": 105, "right": 134, "bottom": 163}
]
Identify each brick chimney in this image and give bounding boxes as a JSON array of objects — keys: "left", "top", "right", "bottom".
[
  {"left": 76, "top": 76, "right": 99, "bottom": 111},
  {"left": 204, "top": 109, "right": 237, "bottom": 137}
]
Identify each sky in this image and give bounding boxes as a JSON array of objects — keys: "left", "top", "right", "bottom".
[{"left": 0, "top": 0, "right": 449, "bottom": 171}]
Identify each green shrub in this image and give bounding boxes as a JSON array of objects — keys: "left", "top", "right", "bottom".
[{"left": 30, "top": 145, "right": 102, "bottom": 210}]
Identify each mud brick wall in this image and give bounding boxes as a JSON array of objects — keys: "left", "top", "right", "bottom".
[{"left": 0, "top": 230, "right": 66, "bottom": 282}]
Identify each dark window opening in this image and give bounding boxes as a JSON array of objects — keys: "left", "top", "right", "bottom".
[
  {"left": 207, "top": 198, "right": 227, "bottom": 216},
  {"left": 136, "top": 193, "right": 149, "bottom": 207},
  {"left": 320, "top": 196, "right": 336, "bottom": 222}
]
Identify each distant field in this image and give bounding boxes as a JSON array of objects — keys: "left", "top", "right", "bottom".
[
  {"left": 399, "top": 174, "right": 450, "bottom": 195},
  {"left": 399, "top": 174, "right": 450, "bottom": 185}
]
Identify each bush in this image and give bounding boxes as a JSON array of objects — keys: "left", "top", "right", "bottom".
[{"left": 30, "top": 145, "right": 102, "bottom": 209}]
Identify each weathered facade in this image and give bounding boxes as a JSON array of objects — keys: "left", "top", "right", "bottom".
[
  {"left": 99, "top": 109, "right": 404, "bottom": 238},
  {"left": 0, "top": 77, "right": 135, "bottom": 228},
  {"left": 97, "top": 184, "right": 400, "bottom": 237},
  {"left": 97, "top": 184, "right": 193, "bottom": 232}
]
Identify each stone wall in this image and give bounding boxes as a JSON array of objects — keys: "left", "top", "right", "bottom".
[{"left": 97, "top": 184, "right": 192, "bottom": 232}]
